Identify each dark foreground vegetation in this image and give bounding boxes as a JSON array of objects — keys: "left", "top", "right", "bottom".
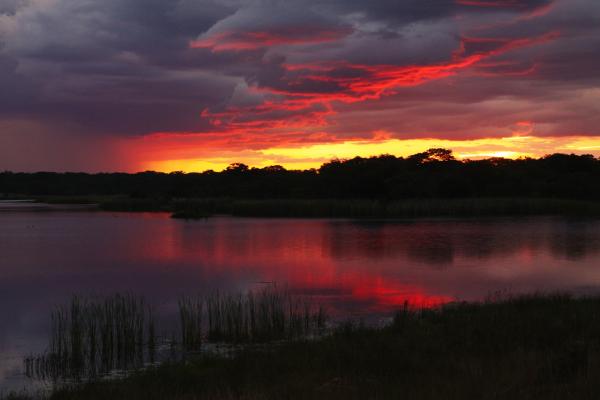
[{"left": 10, "top": 294, "right": 600, "bottom": 399}]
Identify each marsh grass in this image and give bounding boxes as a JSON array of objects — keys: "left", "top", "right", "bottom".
[
  {"left": 98, "top": 198, "right": 170, "bottom": 212},
  {"left": 25, "top": 295, "right": 155, "bottom": 382},
  {"left": 176, "top": 287, "right": 327, "bottom": 347},
  {"left": 0, "top": 391, "right": 32, "bottom": 400},
  {"left": 204, "top": 287, "right": 327, "bottom": 343},
  {"left": 166, "top": 197, "right": 600, "bottom": 219},
  {"left": 178, "top": 297, "right": 203, "bottom": 351},
  {"left": 25, "top": 288, "right": 327, "bottom": 385},
  {"left": 47, "top": 294, "right": 600, "bottom": 400}
]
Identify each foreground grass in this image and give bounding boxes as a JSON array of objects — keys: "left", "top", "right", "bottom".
[
  {"left": 24, "top": 288, "right": 325, "bottom": 384},
  {"left": 36, "top": 295, "right": 600, "bottom": 400}
]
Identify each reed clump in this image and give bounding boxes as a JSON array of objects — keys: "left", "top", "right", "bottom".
[
  {"left": 207, "top": 287, "right": 326, "bottom": 343},
  {"left": 25, "top": 288, "right": 327, "bottom": 385},
  {"left": 179, "top": 287, "right": 327, "bottom": 344},
  {"left": 25, "top": 294, "right": 155, "bottom": 382}
]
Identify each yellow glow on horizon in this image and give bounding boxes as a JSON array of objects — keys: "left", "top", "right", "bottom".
[
  {"left": 456, "top": 151, "right": 521, "bottom": 159},
  {"left": 140, "top": 135, "right": 600, "bottom": 173}
]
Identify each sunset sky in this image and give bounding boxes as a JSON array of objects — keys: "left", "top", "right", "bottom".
[{"left": 1, "top": 0, "right": 599, "bottom": 172}]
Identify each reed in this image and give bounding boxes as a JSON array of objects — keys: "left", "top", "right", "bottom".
[
  {"left": 45, "top": 294, "right": 600, "bottom": 400},
  {"left": 204, "top": 286, "right": 327, "bottom": 343},
  {"left": 25, "top": 294, "right": 155, "bottom": 382},
  {"left": 177, "top": 287, "right": 327, "bottom": 345},
  {"left": 178, "top": 297, "right": 203, "bottom": 351},
  {"left": 25, "top": 288, "right": 327, "bottom": 385}
]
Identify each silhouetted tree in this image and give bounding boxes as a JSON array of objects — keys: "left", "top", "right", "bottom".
[{"left": 2, "top": 149, "right": 599, "bottom": 201}]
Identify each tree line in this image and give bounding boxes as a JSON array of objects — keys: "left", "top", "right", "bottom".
[{"left": 2, "top": 149, "right": 600, "bottom": 200}]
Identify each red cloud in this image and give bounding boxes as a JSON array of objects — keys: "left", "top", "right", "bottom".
[
  {"left": 190, "top": 27, "right": 351, "bottom": 52},
  {"left": 199, "top": 31, "right": 559, "bottom": 140},
  {"left": 520, "top": 1, "right": 556, "bottom": 19},
  {"left": 200, "top": 99, "right": 335, "bottom": 134}
]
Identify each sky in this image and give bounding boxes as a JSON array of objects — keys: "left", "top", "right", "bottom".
[{"left": 1, "top": 0, "right": 599, "bottom": 172}]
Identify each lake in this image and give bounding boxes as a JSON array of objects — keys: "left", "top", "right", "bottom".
[{"left": 1, "top": 206, "right": 600, "bottom": 391}]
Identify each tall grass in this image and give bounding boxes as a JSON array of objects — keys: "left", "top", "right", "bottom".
[
  {"left": 179, "top": 287, "right": 327, "bottom": 345},
  {"left": 25, "top": 288, "right": 328, "bottom": 384},
  {"left": 178, "top": 297, "right": 203, "bottom": 351},
  {"left": 45, "top": 294, "right": 600, "bottom": 400},
  {"left": 205, "top": 287, "right": 327, "bottom": 343},
  {"left": 168, "top": 197, "right": 600, "bottom": 219},
  {"left": 25, "top": 295, "right": 155, "bottom": 382}
]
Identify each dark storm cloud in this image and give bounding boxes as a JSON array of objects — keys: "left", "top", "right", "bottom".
[
  {"left": 506, "top": 0, "right": 600, "bottom": 84},
  {"left": 6, "top": 0, "right": 236, "bottom": 58},
  {"left": 0, "top": 0, "right": 598, "bottom": 172},
  {"left": 0, "top": 54, "right": 36, "bottom": 110},
  {"left": 0, "top": 0, "right": 27, "bottom": 15},
  {"left": 0, "top": 0, "right": 245, "bottom": 135},
  {"left": 312, "top": 0, "right": 555, "bottom": 26},
  {"left": 0, "top": 0, "right": 559, "bottom": 135}
]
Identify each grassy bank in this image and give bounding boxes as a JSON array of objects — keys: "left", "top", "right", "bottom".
[
  {"left": 169, "top": 197, "right": 600, "bottom": 219},
  {"left": 17, "top": 196, "right": 600, "bottom": 218},
  {"left": 15, "top": 294, "right": 600, "bottom": 400}
]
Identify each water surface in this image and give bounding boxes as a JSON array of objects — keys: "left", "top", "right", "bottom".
[{"left": 1, "top": 207, "right": 600, "bottom": 390}]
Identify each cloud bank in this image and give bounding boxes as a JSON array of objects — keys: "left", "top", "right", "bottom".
[{"left": 0, "top": 0, "right": 599, "bottom": 171}]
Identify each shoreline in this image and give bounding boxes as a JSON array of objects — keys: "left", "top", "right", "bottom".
[{"left": 49, "top": 196, "right": 600, "bottom": 219}]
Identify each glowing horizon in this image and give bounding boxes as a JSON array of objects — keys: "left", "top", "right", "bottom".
[{"left": 140, "top": 135, "right": 600, "bottom": 173}]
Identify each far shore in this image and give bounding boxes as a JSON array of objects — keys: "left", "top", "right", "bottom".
[{"left": 3, "top": 196, "right": 599, "bottom": 219}]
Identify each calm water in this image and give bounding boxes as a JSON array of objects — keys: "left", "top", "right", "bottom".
[{"left": 1, "top": 207, "right": 600, "bottom": 390}]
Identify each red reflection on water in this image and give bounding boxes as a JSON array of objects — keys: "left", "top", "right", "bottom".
[
  {"left": 352, "top": 280, "right": 454, "bottom": 310},
  {"left": 112, "top": 216, "right": 600, "bottom": 316},
  {"left": 120, "top": 217, "right": 459, "bottom": 314}
]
